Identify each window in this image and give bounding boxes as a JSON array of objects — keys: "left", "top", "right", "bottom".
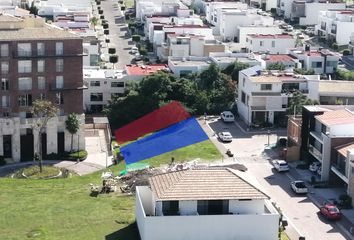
[
  {"left": 321, "top": 124, "right": 327, "bottom": 134},
  {"left": 1, "top": 62, "right": 9, "bottom": 74},
  {"left": 90, "top": 81, "right": 100, "bottom": 87},
  {"left": 1, "top": 78, "right": 9, "bottom": 90},
  {"left": 1, "top": 96, "right": 9, "bottom": 107},
  {"left": 0, "top": 44, "right": 9, "bottom": 57},
  {"left": 90, "top": 93, "right": 103, "bottom": 101},
  {"left": 37, "top": 76, "right": 45, "bottom": 90},
  {"left": 56, "top": 76, "right": 64, "bottom": 89},
  {"left": 18, "top": 60, "right": 32, "bottom": 73},
  {"left": 18, "top": 94, "right": 32, "bottom": 106},
  {"left": 326, "top": 61, "right": 337, "bottom": 67},
  {"left": 37, "top": 60, "right": 45, "bottom": 72},
  {"left": 162, "top": 201, "right": 179, "bottom": 216},
  {"left": 272, "top": 41, "right": 275, "bottom": 48},
  {"left": 90, "top": 54, "right": 99, "bottom": 66},
  {"left": 37, "top": 42, "right": 45, "bottom": 56},
  {"left": 261, "top": 84, "right": 272, "bottom": 90},
  {"left": 17, "top": 43, "right": 31, "bottom": 56},
  {"left": 197, "top": 200, "right": 229, "bottom": 215},
  {"left": 56, "top": 59, "right": 64, "bottom": 72},
  {"left": 56, "top": 92, "right": 64, "bottom": 105},
  {"left": 18, "top": 77, "right": 32, "bottom": 90},
  {"left": 38, "top": 93, "right": 46, "bottom": 100},
  {"left": 241, "top": 91, "right": 246, "bottom": 104},
  {"left": 111, "top": 82, "right": 124, "bottom": 87},
  {"left": 260, "top": 41, "right": 263, "bottom": 47},
  {"left": 242, "top": 78, "right": 245, "bottom": 87},
  {"left": 55, "top": 42, "right": 63, "bottom": 55},
  {"left": 311, "top": 62, "right": 322, "bottom": 68},
  {"left": 3, "top": 112, "right": 9, "bottom": 117}
]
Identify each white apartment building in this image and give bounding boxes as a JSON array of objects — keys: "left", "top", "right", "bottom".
[
  {"left": 237, "top": 25, "right": 282, "bottom": 49},
  {"left": 136, "top": 168, "right": 279, "bottom": 240},
  {"left": 168, "top": 56, "right": 211, "bottom": 77},
  {"left": 246, "top": 34, "right": 296, "bottom": 54},
  {"left": 247, "top": 0, "right": 277, "bottom": 11},
  {"left": 83, "top": 68, "right": 126, "bottom": 113},
  {"left": 316, "top": 9, "right": 354, "bottom": 46},
  {"left": 158, "top": 33, "right": 225, "bottom": 61},
  {"left": 287, "top": 46, "right": 339, "bottom": 74}
]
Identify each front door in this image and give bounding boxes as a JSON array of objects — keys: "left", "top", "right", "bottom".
[{"left": 3, "top": 135, "right": 12, "bottom": 158}]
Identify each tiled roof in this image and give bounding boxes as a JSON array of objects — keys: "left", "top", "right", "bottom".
[
  {"left": 149, "top": 168, "right": 268, "bottom": 201},
  {"left": 336, "top": 142, "right": 354, "bottom": 157},
  {"left": 126, "top": 64, "right": 169, "bottom": 76},
  {"left": 265, "top": 54, "right": 296, "bottom": 62},
  {"left": 315, "top": 109, "right": 354, "bottom": 126}
]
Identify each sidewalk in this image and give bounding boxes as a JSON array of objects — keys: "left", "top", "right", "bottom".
[{"left": 288, "top": 162, "right": 354, "bottom": 239}]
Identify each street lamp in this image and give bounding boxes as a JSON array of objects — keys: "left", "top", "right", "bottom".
[{"left": 267, "top": 130, "right": 271, "bottom": 146}]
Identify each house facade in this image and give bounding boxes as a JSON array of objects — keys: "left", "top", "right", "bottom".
[
  {"left": 136, "top": 168, "right": 279, "bottom": 240},
  {"left": 246, "top": 34, "right": 296, "bottom": 54}
]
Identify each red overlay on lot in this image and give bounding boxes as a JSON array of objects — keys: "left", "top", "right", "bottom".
[{"left": 114, "top": 101, "right": 190, "bottom": 144}]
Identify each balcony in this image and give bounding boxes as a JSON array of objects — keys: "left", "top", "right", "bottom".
[
  {"left": 308, "top": 144, "right": 322, "bottom": 161},
  {"left": 331, "top": 165, "right": 348, "bottom": 183},
  {"left": 310, "top": 131, "right": 323, "bottom": 143}
]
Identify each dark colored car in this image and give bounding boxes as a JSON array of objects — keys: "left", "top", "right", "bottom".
[{"left": 320, "top": 203, "right": 341, "bottom": 220}]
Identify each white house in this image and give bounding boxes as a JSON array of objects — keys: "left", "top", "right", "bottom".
[
  {"left": 316, "top": 9, "right": 354, "bottom": 46},
  {"left": 125, "top": 64, "right": 170, "bottom": 81},
  {"left": 287, "top": 46, "right": 339, "bottom": 74},
  {"left": 168, "top": 56, "right": 211, "bottom": 77},
  {"left": 254, "top": 54, "right": 300, "bottom": 69},
  {"left": 246, "top": 34, "right": 296, "bottom": 54},
  {"left": 237, "top": 25, "right": 282, "bottom": 49},
  {"left": 136, "top": 168, "right": 280, "bottom": 240},
  {"left": 209, "top": 52, "right": 262, "bottom": 69},
  {"left": 247, "top": 0, "right": 277, "bottom": 11}
]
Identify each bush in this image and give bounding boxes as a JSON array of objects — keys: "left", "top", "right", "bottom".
[
  {"left": 102, "top": 23, "right": 109, "bottom": 29},
  {"left": 100, "top": 15, "right": 105, "bottom": 20},
  {"left": 0, "top": 156, "right": 6, "bottom": 166},
  {"left": 339, "top": 194, "right": 352, "bottom": 209},
  {"left": 98, "top": 9, "right": 103, "bottom": 14},
  {"left": 139, "top": 47, "right": 147, "bottom": 55},
  {"left": 342, "top": 49, "right": 351, "bottom": 56},
  {"left": 132, "top": 35, "right": 141, "bottom": 42},
  {"left": 277, "top": 138, "right": 287, "bottom": 147},
  {"left": 109, "top": 55, "right": 118, "bottom": 63},
  {"left": 105, "top": 38, "right": 110, "bottom": 43},
  {"left": 44, "top": 151, "right": 88, "bottom": 161},
  {"left": 68, "top": 150, "right": 88, "bottom": 161},
  {"left": 332, "top": 43, "right": 338, "bottom": 50},
  {"left": 104, "top": 29, "right": 109, "bottom": 35},
  {"left": 108, "top": 48, "right": 116, "bottom": 54}
]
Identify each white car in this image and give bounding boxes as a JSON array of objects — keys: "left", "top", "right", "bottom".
[
  {"left": 309, "top": 162, "right": 321, "bottom": 173},
  {"left": 218, "top": 132, "right": 233, "bottom": 142},
  {"left": 134, "top": 53, "right": 142, "bottom": 61},
  {"left": 130, "top": 46, "right": 138, "bottom": 54},
  {"left": 273, "top": 160, "right": 290, "bottom": 172},
  {"left": 220, "top": 111, "right": 235, "bottom": 123},
  {"left": 291, "top": 180, "right": 308, "bottom": 194}
]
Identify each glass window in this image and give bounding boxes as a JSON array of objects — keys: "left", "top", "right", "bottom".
[
  {"left": 38, "top": 76, "right": 45, "bottom": 90},
  {"left": 2, "top": 96, "right": 10, "bottom": 107},
  {"left": 18, "top": 94, "right": 32, "bottom": 106},
  {"left": 90, "top": 54, "right": 99, "bottom": 66},
  {"left": 1, "top": 78, "right": 9, "bottom": 90},
  {"left": 56, "top": 76, "right": 64, "bottom": 89},
  {"left": 56, "top": 59, "right": 64, "bottom": 72},
  {"left": 1, "top": 62, "right": 9, "bottom": 74},
  {"left": 18, "top": 77, "right": 32, "bottom": 90},
  {"left": 55, "top": 42, "right": 63, "bottom": 55},
  {"left": 311, "top": 62, "right": 322, "bottom": 68},
  {"left": 90, "top": 93, "right": 103, "bottom": 101},
  {"left": 37, "top": 42, "right": 45, "bottom": 56},
  {"left": 56, "top": 92, "right": 63, "bottom": 105},
  {"left": 260, "top": 41, "right": 263, "bottom": 47},
  {"left": 261, "top": 84, "right": 272, "bottom": 90},
  {"left": 241, "top": 91, "right": 246, "bottom": 104},
  {"left": 90, "top": 81, "right": 100, "bottom": 87},
  {"left": 111, "top": 82, "right": 124, "bottom": 87},
  {"left": 37, "top": 60, "right": 45, "bottom": 72},
  {"left": 38, "top": 93, "right": 46, "bottom": 100},
  {"left": 17, "top": 43, "right": 31, "bottom": 57},
  {"left": 0, "top": 44, "right": 9, "bottom": 57},
  {"left": 272, "top": 41, "right": 275, "bottom": 48},
  {"left": 18, "top": 60, "right": 32, "bottom": 73}
]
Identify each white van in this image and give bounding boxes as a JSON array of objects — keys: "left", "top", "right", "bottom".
[{"left": 220, "top": 111, "right": 235, "bottom": 123}]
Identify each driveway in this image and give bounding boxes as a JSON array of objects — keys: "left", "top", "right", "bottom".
[
  {"left": 100, "top": 0, "right": 134, "bottom": 68},
  {"left": 205, "top": 117, "right": 352, "bottom": 240}
]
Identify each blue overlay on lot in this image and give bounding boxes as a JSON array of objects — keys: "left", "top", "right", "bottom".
[{"left": 121, "top": 117, "right": 209, "bottom": 164}]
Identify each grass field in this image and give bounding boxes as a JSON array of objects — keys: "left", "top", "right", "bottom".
[{"left": 0, "top": 140, "right": 221, "bottom": 240}]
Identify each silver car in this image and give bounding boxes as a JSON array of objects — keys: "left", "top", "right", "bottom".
[{"left": 218, "top": 132, "right": 233, "bottom": 142}]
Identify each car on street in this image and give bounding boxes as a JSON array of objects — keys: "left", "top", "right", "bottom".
[
  {"left": 273, "top": 160, "right": 290, "bottom": 172},
  {"left": 291, "top": 180, "right": 308, "bottom": 194},
  {"left": 218, "top": 131, "right": 233, "bottom": 142},
  {"left": 309, "top": 162, "right": 321, "bottom": 173},
  {"left": 220, "top": 111, "right": 235, "bottom": 123},
  {"left": 320, "top": 203, "right": 342, "bottom": 220},
  {"left": 130, "top": 46, "right": 138, "bottom": 54},
  {"left": 134, "top": 53, "right": 142, "bottom": 61},
  {"left": 297, "top": 33, "right": 305, "bottom": 39}
]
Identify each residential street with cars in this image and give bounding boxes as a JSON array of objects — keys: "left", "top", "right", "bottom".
[{"left": 203, "top": 116, "right": 354, "bottom": 240}]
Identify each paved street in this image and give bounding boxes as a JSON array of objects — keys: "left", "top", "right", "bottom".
[
  {"left": 204, "top": 117, "right": 352, "bottom": 240},
  {"left": 100, "top": 0, "right": 134, "bottom": 68}
]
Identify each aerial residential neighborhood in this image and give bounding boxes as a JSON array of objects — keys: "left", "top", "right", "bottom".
[{"left": 1, "top": 0, "right": 354, "bottom": 239}]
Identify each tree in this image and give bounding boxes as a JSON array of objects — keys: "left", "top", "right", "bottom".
[
  {"left": 287, "top": 90, "right": 318, "bottom": 115},
  {"left": 90, "top": 17, "right": 99, "bottom": 27},
  {"left": 267, "top": 62, "right": 286, "bottom": 71},
  {"left": 65, "top": 113, "right": 80, "bottom": 152},
  {"left": 132, "top": 35, "right": 141, "bottom": 43},
  {"left": 222, "top": 61, "right": 250, "bottom": 82},
  {"left": 198, "top": 63, "right": 221, "bottom": 90},
  {"left": 31, "top": 100, "right": 58, "bottom": 173}
]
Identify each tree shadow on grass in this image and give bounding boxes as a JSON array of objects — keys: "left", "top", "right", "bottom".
[{"left": 105, "top": 222, "right": 140, "bottom": 240}]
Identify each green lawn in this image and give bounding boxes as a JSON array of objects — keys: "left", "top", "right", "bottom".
[{"left": 0, "top": 140, "right": 221, "bottom": 240}]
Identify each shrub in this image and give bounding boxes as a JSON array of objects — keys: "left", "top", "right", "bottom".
[
  {"left": 139, "top": 47, "right": 147, "bottom": 55},
  {"left": 332, "top": 43, "right": 338, "bottom": 50},
  {"left": 277, "top": 138, "right": 287, "bottom": 147},
  {"left": 121, "top": 6, "right": 126, "bottom": 11},
  {"left": 68, "top": 150, "right": 88, "bottom": 161},
  {"left": 108, "top": 48, "right": 116, "bottom": 54},
  {"left": 132, "top": 35, "right": 141, "bottom": 42},
  {"left": 100, "top": 15, "right": 105, "bottom": 20},
  {"left": 104, "top": 29, "right": 109, "bottom": 35},
  {"left": 105, "top": 38, "right": 110, "bottom": 43},
  {"left": 0, "top": 156, "right": 5, "bottom": 166},
  {"left": 342, "top": 49, "right": 351, "bottom": 56},
  {"left": 98, "top": 9, "right": 103, "bottom": 14},
  {"left": 102, "top": 23, "right": 109, "bottom": 29},
  {"left": 109, "top": 55, "right": 118, "bottom": 63}
]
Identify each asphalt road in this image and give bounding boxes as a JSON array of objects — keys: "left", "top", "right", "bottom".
[
  {"left": 207, "top": 119, "right": 350, "bottom": 240},
  {"left": 100, "top": 0, "right": 134, "bottom": 68}
]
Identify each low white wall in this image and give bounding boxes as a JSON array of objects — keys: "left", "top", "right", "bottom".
[{"left": 229, "top": 199, "right": 264, "bottom": 214}]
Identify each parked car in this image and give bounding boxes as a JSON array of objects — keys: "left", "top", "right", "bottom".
[
  {"left": 134, "top": 53, "right": 142, "bottom": 61},
  {"left": 285, "top": 25, "right": 293, "bottom": 32},
  {"left": 273, "top": 160, "right": 290, "bottom": 172},
  {"left": 297, "top": 33, "right": 305, "bottom": 39},
  {"left": 218, "top": 132, "right": 233, "bottom": 142},
  {"left": 291, "top": 180, "right": 308, "bottom": 194},
  {"left": 130, "top": 46, "right": 138, "bottom": 54},
  {"left": 320, "top": 203, "right": 342, "bottom": 220},
  {"left": 220, "top": 111, "right": 235, "bottom": 123},
  {"left": 309, "top": 162, "right": 321, "bottom": 173}
]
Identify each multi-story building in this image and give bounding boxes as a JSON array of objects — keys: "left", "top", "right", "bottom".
[
  {"left": 168, "top": 56, "right": 211, "bottom": 77},
  {"left": 287, "top": 46, "right": 339, "bottom": 74},
  {"left": 0, "top": 14, "right": 85, "bottom": 162},
  {"left": 350, "top": 33, "right": 354, "bottom": 55},
  {"left": 136, "top": 168, "right": 279, "bottom": 240},
  {"left": 237, "top": 25, "right": 282, "bottom": 49},
  {"left": 316, "top": 9, "right": 354, "bottom": 46},
  {"left": 209, "top": 52, "right": 261, "bottom": 69},
  {"left": 246, "top": 34, "right": 296, "bottom": 54}
]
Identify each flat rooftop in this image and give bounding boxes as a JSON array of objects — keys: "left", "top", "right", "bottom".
[
  {"left": 212, "top": 56, "right": 259, "bottom": 65},
  {"left": 169, "top": 59, "right": 211, "bottom": 66},
  {"left": 125, "top": 64, "right": 169, "bottom": 76},
  {"left": 83, "top": 68, "right": 125, "bottom": 79},
  {"left": 248, "top": 34, "right": 294, "bottom": 39}
]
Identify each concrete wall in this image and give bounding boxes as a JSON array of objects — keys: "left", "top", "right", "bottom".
[{"left": 229, "top": 199, "right": 264, "bottom": 214}]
